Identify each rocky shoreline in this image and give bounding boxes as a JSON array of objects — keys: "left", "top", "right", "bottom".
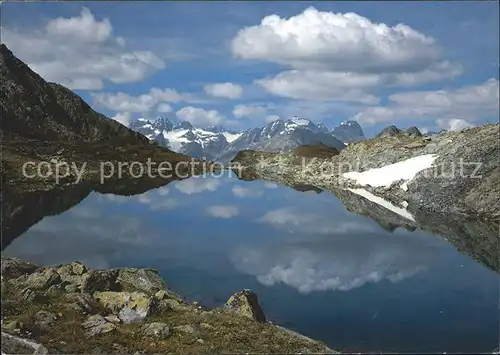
[
  {"left": 1, "top": 257, "right": 334, "bottom": 354},
  {"left": 231, "top": 124, "right": 500, "bottom": 219}
]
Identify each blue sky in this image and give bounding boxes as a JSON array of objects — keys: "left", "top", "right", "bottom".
[{"left": 3, "top": 1, "right": 499, "bottom": 136}]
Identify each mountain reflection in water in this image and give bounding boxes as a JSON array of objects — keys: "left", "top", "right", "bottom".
[{"left": 2, "top": 173, "right": 498, "bottom": 353}]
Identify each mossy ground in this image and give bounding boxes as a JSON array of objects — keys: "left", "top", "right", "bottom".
[
  {"left": 291, "top": 144, "right": 340, "bottom": 159},
  {"left": 2, "top": 274, "right": 332, "bottom": 354}
]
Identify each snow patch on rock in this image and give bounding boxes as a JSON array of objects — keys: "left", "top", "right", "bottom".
[
  {"left": 343, "top": 154, "right": 439, "bottom": 190},
  {"left": 348, "top": 188, "right": 415, "bottom": 221}
]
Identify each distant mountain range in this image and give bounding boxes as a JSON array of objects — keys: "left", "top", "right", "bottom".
[
  {"left": 0, "top": 41, "right": 366, "bottom": 166},
  {"left": 128, "top": 116, "right": 366, "bottom": 162}
]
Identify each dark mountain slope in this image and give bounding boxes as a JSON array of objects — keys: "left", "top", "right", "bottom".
[
  {"left": 0, "top": 43, "right": 148, "bottom": 144},
  {"left": 0, "top": 44, "right": 215, "bottom": 193}
]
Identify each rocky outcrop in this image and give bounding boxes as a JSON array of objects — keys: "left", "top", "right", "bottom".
[
  {"left": 1, "top": 257, "right": 38, "bottom": 279},
  {"left": 225, "top": 289, "right": 266, "bottom": 323},
  {"left": 81, "top": 314, "right": 117, "bottom": 337},
  {"left": 232, "top": 124, "right": 500, "bottom": 219},
  {"left": 63, "top": 293, "right": 97, "bottom": 314},
  {"left": 376, "top": 125, "right": 401, "bottom": 138},
  {"left": 25, "top": 268, "right": 62, "bottom": 290},
  {"left": 81, "top": 269, "right": 120, "bottom": 294},
  {"left": 140, "top": 322, "right": 171, "bottom": 339},
  {"left": 94, "top": 291, "right": 157, "bottom": 324},
  {"left": 115, "top": 268, "right": 167, "bottom": 295},
  {"left": 1, "top": 331, "right": 48, "bottom": 355},
  {"left": 405, "top": 126, "right": 423, "bottom": 137},
  {"left": 1, "top": 258, "right": 334, "bottom": 354}
]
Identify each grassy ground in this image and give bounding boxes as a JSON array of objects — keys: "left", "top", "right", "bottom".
[
  {"left": 2, "top": 137, "right": 218, "bottom": 193},
  {"left": 2, "top": 271, "right": 333, "bottom": 354},
  {"left": 291, "top": 144, "right": 340, "bottom": 159}
]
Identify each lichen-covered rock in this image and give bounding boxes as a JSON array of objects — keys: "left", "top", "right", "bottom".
[
  {"left": 3, "top": 320, "right": 26, "bottom": 333},
  {"left": 153, "top": 289, "right": 190, "bottom": 312},
  {"left": 48, "top": 280, "right": 71, "bottom": 293},
  {"left": 174, "top": 324, "right": 199, "bottom": 336},
  {"left": 159, "top": 298, "right": 190, "bottom": 313},
  {"left": 64, "top": 283, "right": 80, "bottom": 293},
  {"left": 57, "top": 261, "right": 87, "bottom": 277},
  {"left": 63, "top": 293, "right": 96, "bottom": 314},
  {"left": 34, "top": 310, "right": 56, "bottom": 331},
  {"left": 111, "top": 343, "right": 128, "bottom": 353},
  {"left": 225, "top": 289, "right": 266, "bottom": 323},
  {"left": 1, "top": 257, "right": 38, "bottom": 279},
  {"left": 81, "top": 269, "right": 119, "bottom": 294},
  {"left": 118, "top": 308, "right": 146, "bottom": 324},
  {"left": 93, "top": 291, "right": 157, "bottom": 323},
  {"left": 104, "top": 315, "right": 121, "bottom": 324},
  {"left": 1, "top": 331, "right": 48, "bottom": 355},
  {"left": 20, "top": 287, "right": 39, "bottom": 302},
  {"left": 25, "top": 268, "right": 62, "bottom": 290},
  {"left": 81, "top": 315, "right": 117, "bottom": 337},
  {"left": 141, "top": 322, "right": 171, "bottom": 339},
  {"left": 116, "top": 268, "right": 167, "bottom": 295},
  {"left": 154, "top": 289, "right": 183, "bottom": 302},
  {"left": 56, "top": 261, "right": 87, "bottom": 286},
  {"left": 70, "top": 261, "right": 87, "bottom": 275},
  {"left": 1, "top": 258, "right": 335, "bottom": 354}
]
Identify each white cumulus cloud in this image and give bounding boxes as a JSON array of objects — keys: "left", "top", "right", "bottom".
[
  {"left": 204, "top": 82, "right": 243, "bottom": 99},
  {"left": 353, "top": 78, "right": 499, "bottom": 127},
  {"left": 174, "top": 178, "right": 220, "bottom": 195},
  {"left": 232, "top": 7, "right": 441, "bottom": 72},
  {"left": 233, "top": 104, "right": 268, "bottom": 119},
  {"left": 232, "top": 186, "right": 263, "bottom": 198},
  {"left": 206, "top": 205, "right": 239, "bottom": 218},
  {"left": 231, "top": 7, "right": 462, "bottom": 103},
  {"left": 92, "top": 88, "right": 198, "bottom": 113},
  {"left": 156, "top": 103, "right": 173, "bottom": 113},
  {"left": 259, "top": 207, "right": 376, "bottom": 235},
  {"left": 176, "top": 106, "right": 225, "bottom": 126},
  {"left": 110, "top": 112, "right": 134, "bottom": 126},
  {"left": 257, "top": 70, "right": 381, "bottom": 104},
  {"left": 231, "top": 220, "right": 442, "bottom": 294},
  {"left": 436, "top": 118, "right": 474, "bottom": 131},
  {"left": 3, "top": 7, "right": 165, "bottom": 90}
]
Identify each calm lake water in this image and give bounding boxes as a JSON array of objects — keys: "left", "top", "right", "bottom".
[{"left": 3, "top": 173, "right": 499, "bottom": 353}]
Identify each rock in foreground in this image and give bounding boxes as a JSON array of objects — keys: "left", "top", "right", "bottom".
[
  {"left": 225, "top": 289, "right": 266, "bottom": 322},
  {"left": 1, "top": 257, "right": 334, "bottom": 354}
]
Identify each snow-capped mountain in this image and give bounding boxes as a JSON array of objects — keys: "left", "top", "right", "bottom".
[
  {"left": 128, "top": 116, "right": 242, "bottom": 160},
  {"left": 173, "top": 121, "right": 194, "bottom": 130},
  {"left": 128, "top": 116, "right": 365, "bottom": 163},
  {"left": 216, "top": 118, "right": 348, "bottom": 163},
  {"left": 331, "top": 120, "right": 365, "bottom": 143}
]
